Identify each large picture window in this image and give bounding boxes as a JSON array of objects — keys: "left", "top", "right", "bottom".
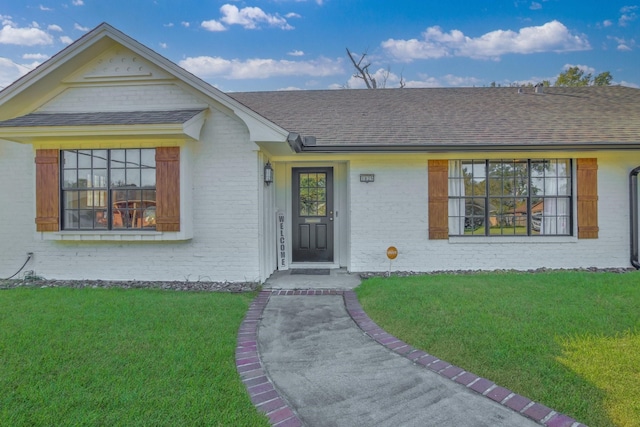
[
  {"left": 448, "top": 159, "right": 572, "bottom": 236},
  {"left": 61, "top": 149, "right": 156, "bottom": 230}
]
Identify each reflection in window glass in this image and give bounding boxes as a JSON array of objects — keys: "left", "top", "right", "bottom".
[
  {"left": 298, "top": 172, "right": 327, "bottom": 217},
  {"left": 449, "top": 159, "right": 572, "bottom": 236},
  {"left": 61, "top": 149, "right": 156, "bottom": 230}
]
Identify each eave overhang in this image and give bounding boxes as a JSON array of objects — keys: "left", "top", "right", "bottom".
[
  {"left": 0, "top": 23, "right": 289, "bottom": 146},
  {"left": 0, "top": 109, "right": 207, "bottom": 144},
  {"left": 293, "top": 141, "right": 640, "bottom": 153}
]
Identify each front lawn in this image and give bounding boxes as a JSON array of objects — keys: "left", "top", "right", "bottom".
[
  {"left": 0, "top": 287, "right": 269, "bottom": 427},
  {"left": 356, "top": 271, "right": 640, "bottom": 427}
]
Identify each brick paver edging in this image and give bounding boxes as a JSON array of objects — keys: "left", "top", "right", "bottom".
[
  {"left": 238, "top": 289, "right": 587, "bottom": 427},
  {"left": 342, "top": 291, "right": 588, "bottom": 427},
  {"left": 236, "top": 289, "right": 347, "bottom": 427}
]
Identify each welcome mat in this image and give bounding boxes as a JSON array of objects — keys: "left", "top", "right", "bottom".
[{"left": 290, "top": 269, "right": 330, "bottom": 275}]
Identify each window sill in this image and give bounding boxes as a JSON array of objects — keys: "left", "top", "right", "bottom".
[
  {"left": 37, "top": 230, "right": 193, "bottom": 242},
  {"left": 448, "top": 235, "right": 577, "bottom": 244}
]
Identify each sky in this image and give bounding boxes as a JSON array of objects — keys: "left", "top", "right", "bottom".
[{"left": 0, "top": 0, "right": 638, "bottom": 92}]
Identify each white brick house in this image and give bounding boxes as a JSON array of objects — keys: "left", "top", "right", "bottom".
[{"left": 1, "top": 23, "right": 639, "bottom": 283}]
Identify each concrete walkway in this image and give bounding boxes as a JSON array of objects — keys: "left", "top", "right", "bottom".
[{"left": 235, "top": 270, "right": 584, "bottom": 427}]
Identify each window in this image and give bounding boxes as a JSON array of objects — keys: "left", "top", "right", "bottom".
[
  {"left": 298, "top": 172, "right": 327, "bottom": 216},
  {"left": 448, "top": 159, "right": 572, "bottom": 236},
  {"left": 61, "top": 149, "right": 156, "bottom": 230}
]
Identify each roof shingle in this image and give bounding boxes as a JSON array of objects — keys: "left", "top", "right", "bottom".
[
  {"left": 230, "top": 86, "right": 640, "bottom": 147},
  {"left": 0, "top": 109, "right": 205, "bottom": 128}
]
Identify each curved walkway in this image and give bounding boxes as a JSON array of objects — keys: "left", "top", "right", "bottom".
[{"left": 236, "top": 288, "right": 585, "bottom": 427}]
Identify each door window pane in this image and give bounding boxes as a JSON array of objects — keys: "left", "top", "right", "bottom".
[{"left": 298, "top": 172, "right": 327, "bottom": 217}]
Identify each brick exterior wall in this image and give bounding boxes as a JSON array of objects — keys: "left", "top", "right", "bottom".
[
  {"left": 0, "top": 141, "right": 36, "bottom": 278},
  {"left": 36, "top": 84, "right": 206, "bottom": 113},
  {"left": 3, "top": 76, "right": 640, "bottom": 281},
  {"left": 0, "top": 82, "right": 264, "bottom": 282},
  {"left": 348, "top": 153, "right": 640, "bottom": 273}
]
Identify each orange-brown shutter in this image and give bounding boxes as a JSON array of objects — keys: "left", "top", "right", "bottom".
[
  {"left": 428, "top": 159, "right": 449, "bottom": 239},
  {"left": 155, "top": 147, "right": 180, "bottom": 232},
  {"left": 577, "top": 158, "right": 598, "bottom": 239},
  {"left": 35, "top": 149, "right": 59, "bottom": 232}
]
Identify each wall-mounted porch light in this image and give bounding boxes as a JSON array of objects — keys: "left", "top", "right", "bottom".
[{"left": 264, "top": 161, "right": 274, "bottom": 185}]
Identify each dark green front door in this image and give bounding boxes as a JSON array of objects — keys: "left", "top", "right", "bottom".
[{"left": 292, "top": 167, "right": 334, "bottom": 262}]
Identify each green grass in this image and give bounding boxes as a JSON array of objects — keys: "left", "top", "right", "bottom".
[
  {"left": 356, "top": 271, "right": 640, "bottom": 427},
  {"left": 0, "top": 288, "right": 270, "bottom": 427}
]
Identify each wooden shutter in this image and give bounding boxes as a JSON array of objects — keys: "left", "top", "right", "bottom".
[
  {"left": 35, "top": 149, "right": 59, "bottom": 232},
  {"left": 428, "top": 159, "right": 449, "bottom": 240},
  {"left": 155, "top": 147, "right": 180, "bottom": 232},
  {"left": 577, "top": 158, "right": 598, "bottom": 239}
]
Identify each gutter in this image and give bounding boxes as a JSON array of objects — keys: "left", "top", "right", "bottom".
[
  {"left": 293, "top": 140, "right": 640, "bottom": 153},
  {"left": 630, "top": 166, "right": 640, "bottom": 269}
]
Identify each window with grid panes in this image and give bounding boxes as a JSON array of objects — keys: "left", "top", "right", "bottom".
[
  {"left": 61, "top": 149, "right": 156, "bottom": 230},
  {"left": 448, "top": 159, "right": 572, "bottom": 236}
]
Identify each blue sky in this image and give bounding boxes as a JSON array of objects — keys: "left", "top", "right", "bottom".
[{"left": 0, "top": 0, "right": 638, "bottom": 92}]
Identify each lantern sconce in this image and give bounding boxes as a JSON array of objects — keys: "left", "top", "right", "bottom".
[{"left": 264, "top": 161, "right": 274, "bottom": 185}]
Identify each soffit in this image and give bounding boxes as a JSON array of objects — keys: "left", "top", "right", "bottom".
[{"left": 0, "top": 109, "right": 207, "bottom": 143}]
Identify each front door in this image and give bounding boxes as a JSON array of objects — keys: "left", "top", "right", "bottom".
[{"left": 292, "top": 167, "right": 334, "bottom": 262}]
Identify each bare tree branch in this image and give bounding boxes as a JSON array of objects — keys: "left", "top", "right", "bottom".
[
  {"left": 346, "top": 47, "right": 407, "bottom": 89},
  {"left": 346, "top": 47, "right": 377, "bottom": 89}
]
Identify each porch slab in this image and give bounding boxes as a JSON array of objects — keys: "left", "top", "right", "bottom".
[{"left": 264, "top": 268, "right": 361, "bottom": 290}]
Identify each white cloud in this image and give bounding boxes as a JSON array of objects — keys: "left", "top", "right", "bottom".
[
  {"left": 530, "top": 2, "right": 542, "bottom": 10},
  {"left": 48, "top": 24, "right": 63, "bottom": 32},
  {"left": 288, "top": 50, "right": 304, "bottom": 56},
  {"left": 343, "top": 67, "right": 410, "bottom": 89},
  {"left": 619, "top": 5, "right": 638, "bottom": 26},
  {"left": 285, "top": 13, "right": 301, "bottom": 19},
  {"left": 159, "top": 42, "right": 168, "bottom": 49},
  {"left": 164, "top": 23, "right": 174, "bottom": 28},
  {"left": 620, "top": 80, "right": 639, "bottom": 88},
  {"left": 179, "top": 55, "right": 343, "bottom": 79},
  {"left": 74, "top": 23, "right": 89, "bottom": 32},
  {"left": 562, "top": 63, "right": 596, "bottom": 75},
  {"left": 401, "top": 76, "right": 440, "bottom": 88},
  {"left": 22, "top": 53, "right": 49, "bottom": 60},
  {"left": 609, "top": 35, "right": 635, "bottom": 51},
  {"left": 181, "top": 21, "right": 190, "bottom": 28},
  {"left": 382, "top": 20, "right": 590, "bottom": 61},
  {"left": 402, "top": 73, "right": 482, "bottom": 88},
  {"left": 201, "top": 20, "right": 226, "bottom": 32},
  {"left": 0, "top": 22, "right": 53, "bottom": 46},
  {"left": 441, "top": 74, "right": 483, "bottom": 86},
  {"left": 39, "top": 5, "right": 53, "bottom": 11},
  {"left": 0, "top": 57, "right": 31, "bottom": 88},
  {"left": 219, "top": 4, "right": 293, "bottom": 30},
  {"left": 60, "top": 35, "right": 73, "bottom": 44},
  {"left": 602, "top": 19, "right": 613, "bottom": 27},
  {"left": 341, "top": 69, "right": 482, "bottom": 89},
  {"left": 72, "top": 0, "right": 84, "bottom": 5}
]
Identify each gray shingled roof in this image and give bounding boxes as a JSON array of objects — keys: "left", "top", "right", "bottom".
[
  {"left": 230, "top": 86, "right": 640, "bottom": 148},
  {"left": 0, "top": 109, "right": 205, "bottom": 127}
]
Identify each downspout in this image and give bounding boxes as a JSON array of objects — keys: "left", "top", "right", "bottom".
[{"left": 630, "top": 166, "right": 640, "bottom": 269}]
